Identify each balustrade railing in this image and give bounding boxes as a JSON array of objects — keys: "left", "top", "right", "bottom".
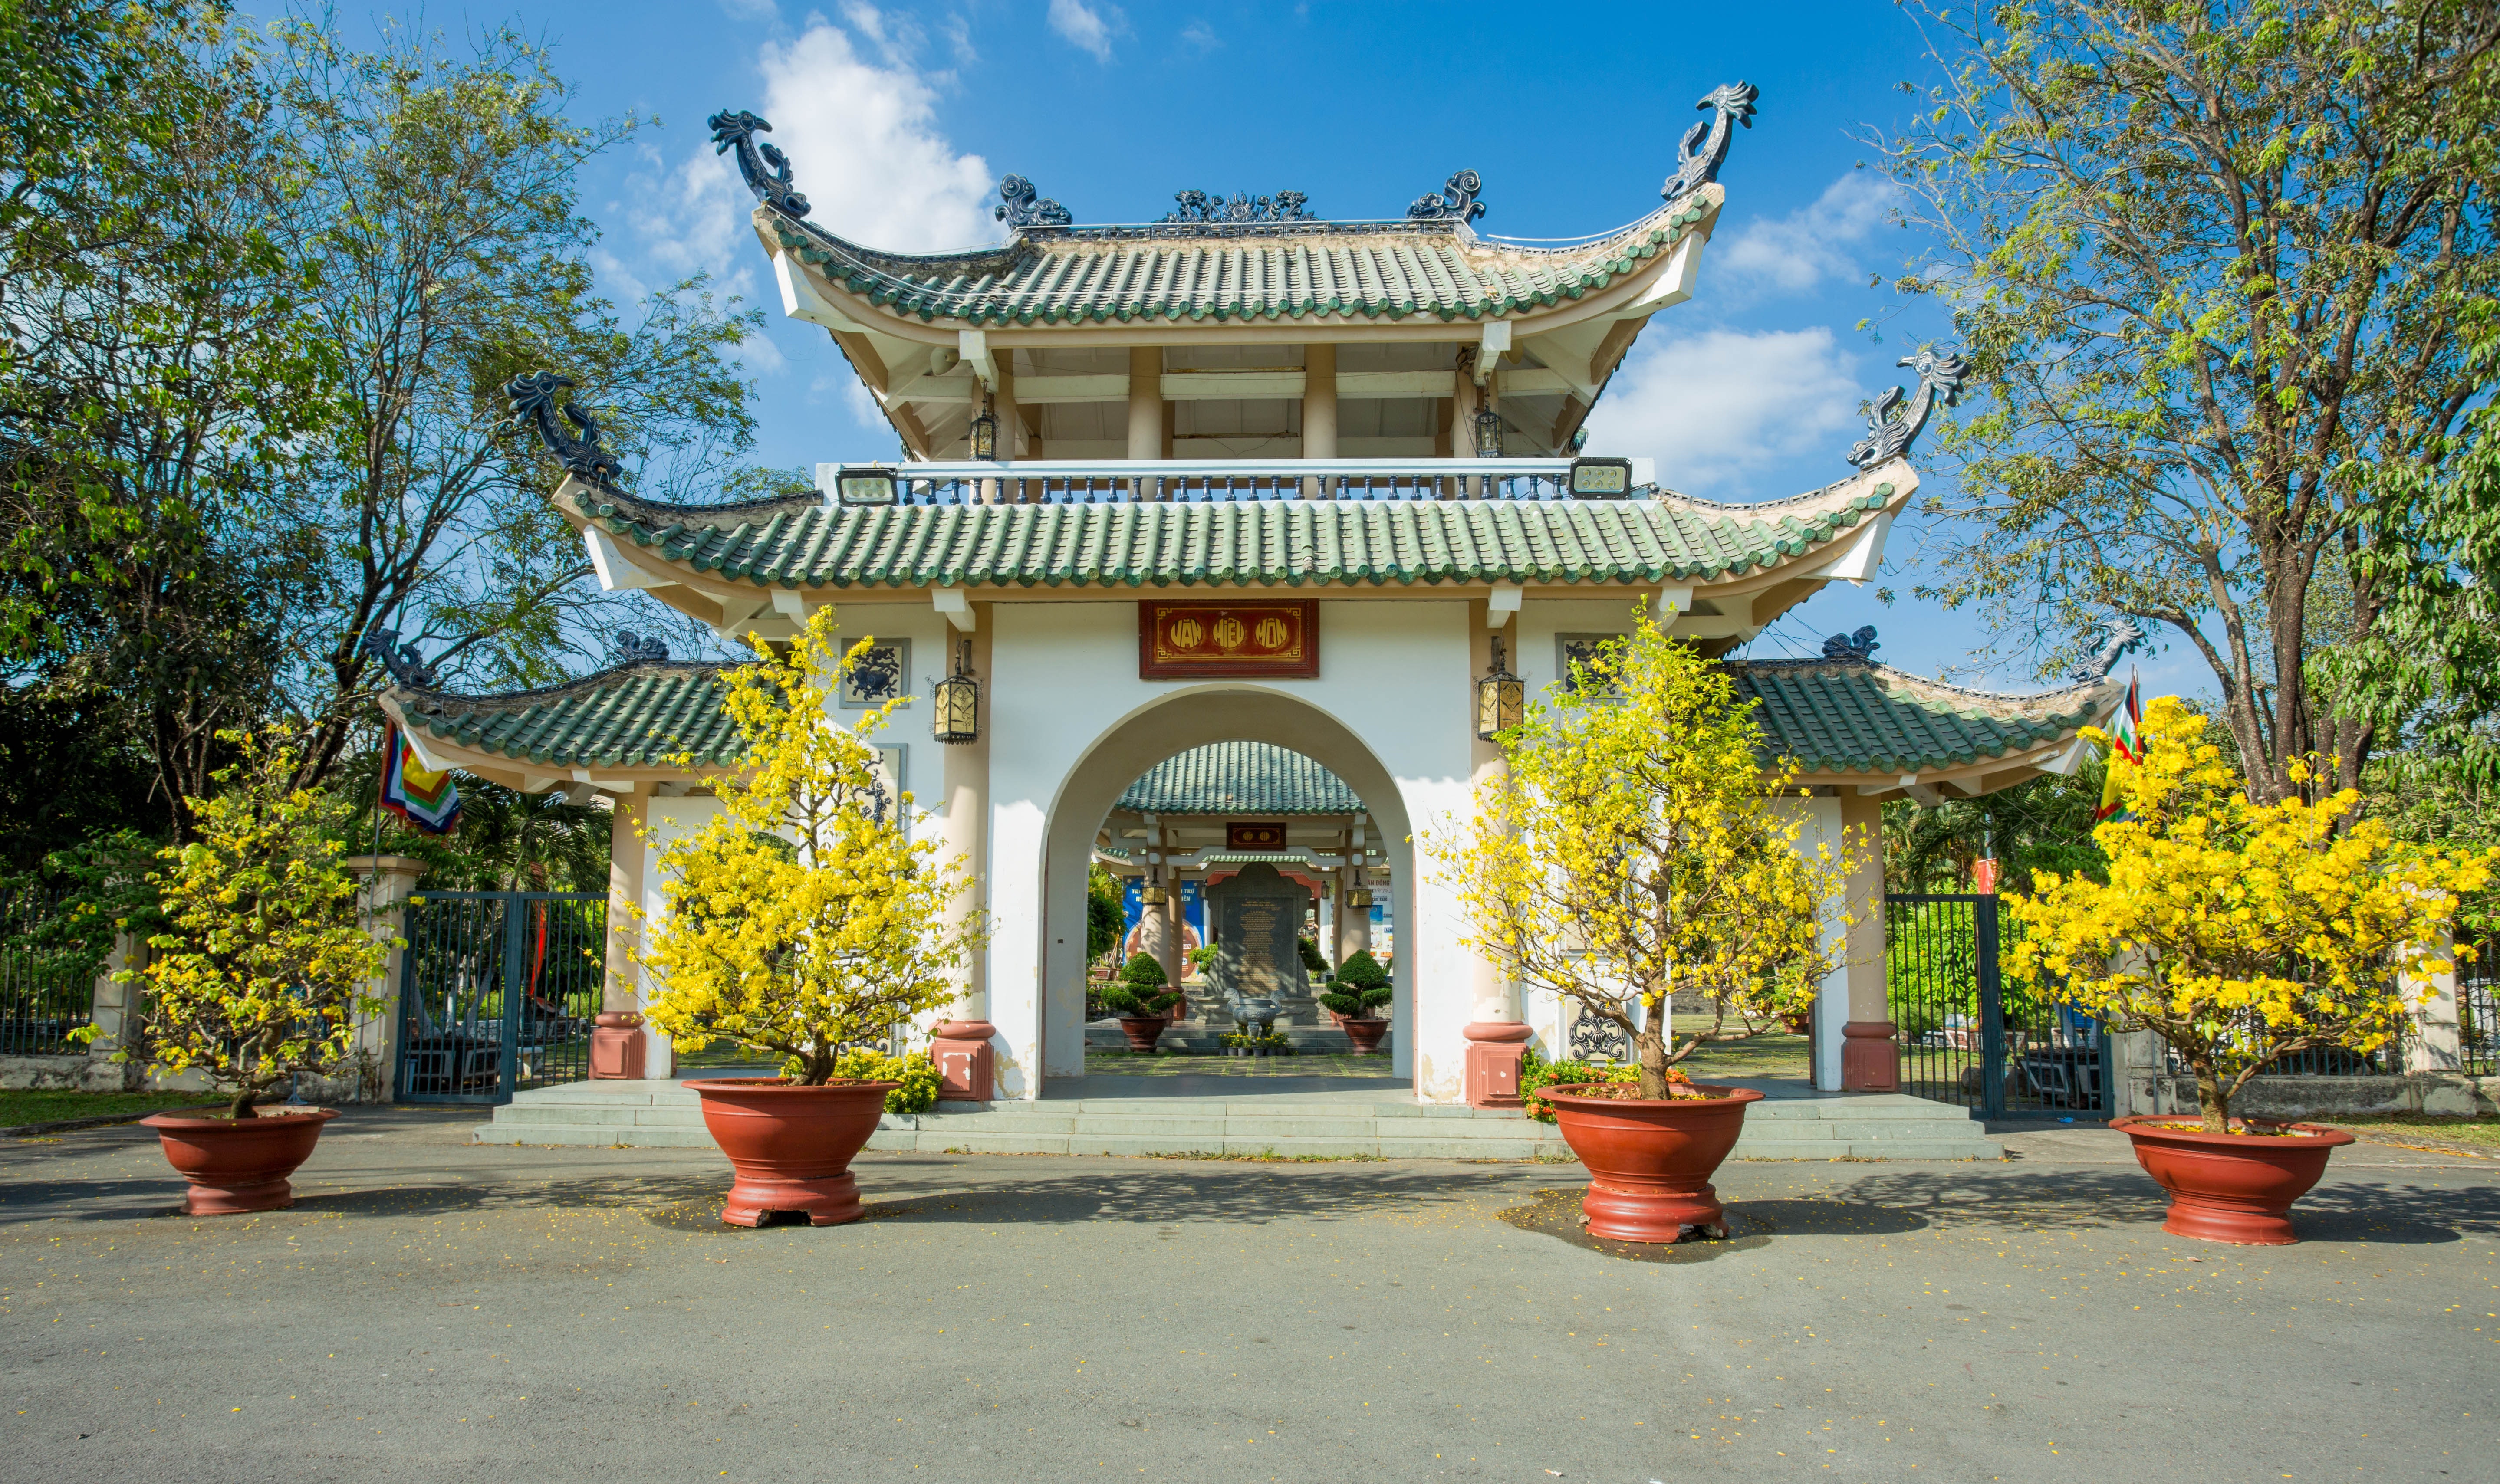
[{"left": 813, "top": 456, "right": 1655, "bottom": 508}]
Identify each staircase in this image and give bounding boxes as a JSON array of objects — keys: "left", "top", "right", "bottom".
[{"left": 474, "top": 1081, "right": 2001, "bottom": 1161}]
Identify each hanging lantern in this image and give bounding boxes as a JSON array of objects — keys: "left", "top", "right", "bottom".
[
  {"left": 1345, "top": 887, "right": 1373, "bottom": 909},
  {"left": 1472, "top": 404, "right": 1504, "bottom": 458},
  {"left": 932, "top": 637, "right": 980, "bottom": 744},
  {"left": 968, "top": 395, "right": 999, "bottom": 462},
  {"left": 1475, "top": 634, "right": 1523, "bottom": 741},
  {"left": 1141, "top": 881, "right": 1168, "bottom": 906}
]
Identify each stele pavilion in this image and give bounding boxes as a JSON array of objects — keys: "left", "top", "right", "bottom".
[{"left": 375, "top": 86, "right": 2124, "bottom": 1108}]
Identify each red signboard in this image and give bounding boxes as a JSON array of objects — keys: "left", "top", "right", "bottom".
[
  {"left": 1138, "top": 600, "right": 1319, "bottom": 680},
  {"left": 1227, "top": 822, "right": 1289, "bottom": 850}
]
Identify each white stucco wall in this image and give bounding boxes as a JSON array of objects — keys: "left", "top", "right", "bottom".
[
  {"left": 638, "top": 794, "right": 725, "bottom": 1074},
  {"left": 982, "top": 598, "right": 1483, "bottom": 1101},
  {"left": 1771, "top": 794, "right": 1852, "bottom": 1092}
]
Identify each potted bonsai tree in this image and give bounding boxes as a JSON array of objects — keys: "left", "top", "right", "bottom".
[
  {"left": 1427, "top": 613, "right": 1856, "bottom": 1244},
  {"left": 642, "top": 607, "right": 987, "bottom": 1228},
  {"left": 1321, "top": 948, "right": 1393, "bottom": 1054},
  {"left": 2007, "top": 696, "right": 2491, "bottom": 1244},
  {"left": 1102, "top": 952, "right": 1181, "bottom": 1051},
  {"left": 75, "top": 731, "right": 395, "bottom": 1215}
]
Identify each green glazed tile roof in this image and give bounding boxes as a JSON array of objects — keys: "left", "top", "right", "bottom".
[
  {"left": 569, "top": 484, "right": 1898, "bottom": 591},
  {"left": 393, "top": 662, "right": 742, "bottom": 770},
  {"left": 395, "top": 658, "right": 2112, "bottom": 782},
  {"left": 767, "top": 194, "right": 1717, "bottom": 327},
  {"left": 1117, "top": 742, "right": 1363, "bottom": 815},
  {"left": 1730, "top": 661, "right": 2116, "bottom": 775}
]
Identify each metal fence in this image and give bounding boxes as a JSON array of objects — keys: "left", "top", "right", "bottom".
[
  {"left": 397, "top": 892, "right": 605, "bottom": 1104},
  {"left": 0, "top": 887, "right": 96, "bottom": 1057},
  {"left": 2462, "top": 950, "right": 2497, "bottom": 1078},
  {"left": 1886, "top": 893, "right": 2111, "bottom": 1118}
]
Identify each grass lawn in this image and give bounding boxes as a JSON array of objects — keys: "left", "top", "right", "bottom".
[
  {"left": 0, "top": 1089, "right": 203, "bottom": 1129},
  {"left": 1086, "top": 1050, "right": 1402, "bottom": 1079},
  {"left": 2325, "top": 1113, "right": 2500, "bottom": 1153},
  {"left": 1676, "top": 1033, "right": 1812, "bottom": 1083}
]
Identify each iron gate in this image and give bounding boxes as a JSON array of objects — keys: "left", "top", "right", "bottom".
[
  {"left": 1886, "top": 893, "right": 2111, "bottom": 1118},
  {"left": 396, "top": 891, "right": 606, "bottom": 1104}
]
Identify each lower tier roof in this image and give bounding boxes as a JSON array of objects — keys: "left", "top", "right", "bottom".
[{"left": 383, "top": 657, "right": 2115, "bottom": 795}]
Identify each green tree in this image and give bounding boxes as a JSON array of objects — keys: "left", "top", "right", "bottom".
[
  {"left": 1086, "top": 864, "right": 1125, "bottom": 966},
  {"left": 1885, "top": 1, "right": 2500, "bottom": 802}
]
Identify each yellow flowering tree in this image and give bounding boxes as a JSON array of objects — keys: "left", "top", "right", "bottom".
[
  {"left": 2006, "top": 697, "right": 2493, "bottom": 1132},
  {"left": 74, "top": 731, "right": 393, "bottom": 1120},
  {"left": 640, "top": 606, "right": 986, "bottom": 1084},
  {"left": 1424, "top": 614, "right": 1856, "bottom": 1100}
]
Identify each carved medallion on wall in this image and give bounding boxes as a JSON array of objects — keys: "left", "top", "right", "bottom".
[
  {"left": 1226, "top": 821, "right": 1288, "bottom": 850},
  {"left": 1138, "top": 600, "right": 1319, "bottom": 680}
]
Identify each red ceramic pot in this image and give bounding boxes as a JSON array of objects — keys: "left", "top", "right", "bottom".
[
  {"left": 1117, "top": 1017, "right": 1168, "bottom": 1053},
  {"left": 2112, "top": 1114, "right": 2355, "bottom": 1245},
  {"left": 1542, "top": 1083, "right": 1764, "bottom": 1243},
  {"left": 141, "top": 1106, "right": 339, "bottom": 1216},
  {"left": 683, "top": 1079, "right": 898, "bottom": 1228},
  {"left": 1342, "top": 1018, "right": 1389, "bottom": 1055}
]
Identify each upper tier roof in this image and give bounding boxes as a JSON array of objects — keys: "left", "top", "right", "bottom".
[
  {"left": 763, "top": 199, "right": 1716, "bottom": 330},
  {"left": 561, "top": 470, "right": 1903, "bottom": 592}
]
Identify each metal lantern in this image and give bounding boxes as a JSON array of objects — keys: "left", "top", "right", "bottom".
[
  {"left": 1345, "top": 887, "right": 1373, "bottom": 909},
  {"left": 1141, "top": 882, "right": 1168, "bottom": 906},
  {"left": 932, "top": 638, "right": 980, "bottom": 744},
  {"left": 968, "top": 396, "right": 999, "bottom": 462},
  {"left": 1475, "top": 634, "right": 1523, "bottom": 741},
  {"left": 1472, "top": 404, "right": 1504, "bottom": 458}
]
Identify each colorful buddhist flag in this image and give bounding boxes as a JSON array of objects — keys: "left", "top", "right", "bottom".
[
  {"left": 380, "top": 722, "right": 461, "bottom": 834},
  {"left": 2093, "top": 670, "right": 2143, "bottom": 823}
]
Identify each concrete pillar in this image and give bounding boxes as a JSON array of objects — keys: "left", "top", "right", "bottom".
[
  {"left": 591, "top": 793, "right": 651, "bottom": 1078},
  {"left": 344, "top": 854, "right": 427, "bottom": 1103},
  {"left": 1837, "top": 791, "right": 1898, "bottom": 1093},
  {"left": 80, "top": 932, "right": 146, "bottom": 1091},
  {"left": 995, "top": 356, "right": 1021, "bottom": 502},
  {"left": 1127, "top": 345, "right": 1163, "bottom": 501},
  {"left": 933, "top": 612, "right": 998, "bottom": 1101},
  {"left": 1461, "top": 603, "right": 1526, "bottom": 1107},
  {"left": 1302, "top": 343, "right": 1337, "bottom": 498},
  {"left": 2405, "top": 935, "right": 2462, "bottom": 1074}
]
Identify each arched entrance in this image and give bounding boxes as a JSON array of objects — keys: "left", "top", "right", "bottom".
[{"left": 1036, "top": 688, "right": 1422, "bottom": 1089}]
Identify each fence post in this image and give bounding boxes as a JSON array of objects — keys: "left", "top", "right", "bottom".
[
  {"left": 346, "top": 855, "right": 428, "bottom": 1103},
  {"left": 80, "top": 932, "right": 146, "bottom": 1092},
  {"left": 2404, "top": 932, "right": 2463, "bottom": 1075},
  {"left": 1975, "top": 895, "right": 2006, "bottom": 1120}
]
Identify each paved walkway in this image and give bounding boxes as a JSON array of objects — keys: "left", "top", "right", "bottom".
[{"left": 4, "top": 1109, "right": 2494, "bottom": 1482}]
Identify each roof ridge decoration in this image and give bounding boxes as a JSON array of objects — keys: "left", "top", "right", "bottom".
[
  {"left": 1821, "top": 625, "right": 1880, "bottom": 662},
  {"left": 1846, "top": 347, "right": 1969, "bottom": 470},
  {"left": 613, "top": 630, "right": 671, "bottom": 664},
  {"left": 397, "top": 657, "right": 732, "bottom": 714},
  {"left": 508, "top": 371, "right": 624, "bottom": 487},
  {"left": 361, "top": 628, "right": 441, "bottom": 689},
  {"left": 708, "top": 109, "right": 809, "bottom": 219},
  {"left": 1729, "top": 655, "right": 2117, "bottom": 707},
  {"left": 995, "top": 174, "right": 1074, "bottom": 230},
  {"left": 1407, "top": 169, "right": 1487, "bottom": 224},
  {"left": 1161, "top": 189, "right": 1316, "bottom": 224},
  {"left": 2069, "top": 616, "right": 2145, "bottom": 683},
  {"left": 1661, "top": 82, "right": 1760, "bottom": 205}
]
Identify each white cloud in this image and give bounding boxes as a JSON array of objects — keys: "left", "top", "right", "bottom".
[
  {"left": 1715, "top": 171, "right": 1896, "bottom": 298},
  {"left": 1580, "top": 327, "right": 1861, "bottom": 493},
  {"left": 940, "top": 14, "right": 977, "bottom": 66},
  {"left": 1049, "top": 0, "right": 1123, "bottom": 62},
  {"left": 1179, "top": 20, "right": 1220, "bottom": 51}
]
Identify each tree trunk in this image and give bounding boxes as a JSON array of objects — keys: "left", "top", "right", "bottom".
[
  {"left": 228, "top": 1089, "right": 256, "bottom": 1120},
  {"left": 2191, "top": 1063, "right": 2229, "bottom": 1133},
  {"left": 1635, "top": 1008, "right": 1671, "bottom": 1100}
]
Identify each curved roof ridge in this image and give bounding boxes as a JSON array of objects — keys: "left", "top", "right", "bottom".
[{"left": 1727, "top": 656, "right": 2119, "bottom": 712}]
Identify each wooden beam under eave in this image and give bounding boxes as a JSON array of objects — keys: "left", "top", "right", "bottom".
[
  {"left": 1589, "top": 315, "right": 1652, "bottom": 387},
  {"left": 1747, "top": 577, "right": 1826, "bottom": 629},
  {"left": 831, "top": 330, "right": 890, "bottom": 394},
  {"left": 890, "top": 401, "right": 936, "bottom": 459},
  {"left": 1549, "top": 394, "right": 1590, "bottom": 454}
]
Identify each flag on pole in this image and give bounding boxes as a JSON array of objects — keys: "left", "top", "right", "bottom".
[
  {"left": 2093, "top": 669, "right": 2143, "bottom": 823},
  {"left": 380, "top": 722, "right": 461, "bottom": 834}
]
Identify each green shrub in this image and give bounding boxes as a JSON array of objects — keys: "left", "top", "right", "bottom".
[
  {"left": 1298, "top": 935, "right": 1330, "bottom": 974},
  {"left": 1517, "top": 1045, "right": 1643, "bottom": 1123},
  {"left": 1101, "top": 951, "right": 1180, "bottom": 1017},
  {"left": 1320, "top": 947, "right": 1393, "bottom": 1019},
  {"left": 828, "top": 1047, "right": 943, "bottom": 1114}
]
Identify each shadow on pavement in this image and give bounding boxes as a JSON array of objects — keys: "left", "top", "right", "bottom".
[
  {"left": 1821, "top": 1164, "right": 2497, "bottom": 1244},
  {"left": 1496, "top": 1189, "right": 1929, "bottom": 1264}
]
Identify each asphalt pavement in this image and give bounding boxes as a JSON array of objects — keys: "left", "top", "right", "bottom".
[{"left": 3, "top": 1106, "right": 2494, "bottom": 1483}]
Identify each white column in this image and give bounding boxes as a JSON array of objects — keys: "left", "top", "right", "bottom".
[
  {"left": 1302, "top": 343, "right": 1337, "bottom": 498},
  {"left": 344, "top": 854, "right": 427, "bottom": 1102},
  {"left": 1128, "top": 345, "right": 1163, "bottom": 500},
  {"left": 639, "top": 796, "right": 727, "bottom": 1078},
  {"left": 2405, "top": 936, "right": 2462, "bottom": 1074},
  {"left": 605, "top": 795, "right": 648, "bottom": 1014}
]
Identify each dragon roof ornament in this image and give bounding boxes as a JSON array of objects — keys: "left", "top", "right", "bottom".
[
  {"left": 1661, "top": 82, "right": 1759, "bottom": 205},
  {"left": 362, "top": 628, "right": 441, "bottom": 691},
  {"left": 1406, "top": 169, "right": 1486, "bottom": 224},
  {"left": 1160, "top": 189, "right": 1315, "bottom": 225},
  {"left": 1846, "top": 348, "right": 1969, "bottom": 471},
  {"left": 2069, "top": 617, "right": 2145, "bottom": 683},
  {"left": 1822, "top": 625, "right": 1881, "bottom": 663},
  {"left": 707, "top": 109, "right": 810, "bottom": 219},
  {"left": 995, "top": 175, "right": 1073, "bottom": 230},
  {"left": 507, "top": 371, "right": 624, "bottom": 486}
]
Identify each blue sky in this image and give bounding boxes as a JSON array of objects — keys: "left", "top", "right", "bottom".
[{"left": 398, "top": 0, "right": 2201, "bottom": 696}]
